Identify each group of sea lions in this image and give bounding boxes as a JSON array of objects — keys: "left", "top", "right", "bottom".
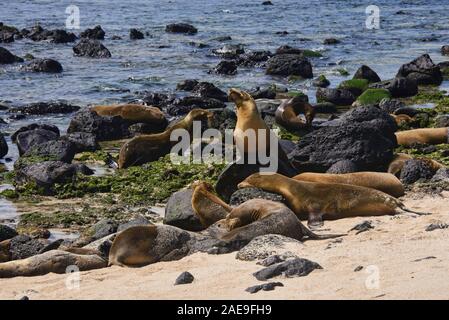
[{"left": 0, "top": 88, "right": 447, "bottom": 278}]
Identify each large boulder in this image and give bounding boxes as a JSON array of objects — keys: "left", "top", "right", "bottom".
[
  {"left": 0, "top": 47, "right": 23, "bottom": 64},
  {"left": 400, "top": 159, "right": 435, "bottom": 184},
  {"left": 353, "top": 65, "right": 381, "bottom": 83},
  {"left": 11, "top": 124, "right": 60, "bottom": 142},
  {"left": 23, "top": 59, "right": 63, "bottom": 73},
  {"left": 166, "top": 96, "right": 225, "bottom": 116},
  {"left": 326, "top": 160, "right": 360, "bottom": 174},
  {"left": 266, "top": 54, "right": 313, "bottom": 78},
  {"left": 73, "top": 39, "right": 111, "bottom": 58},
  {"left": 61, "top": 132, "right": 99, "bottom": 153},
  {"left": 80, "top": 25, "right": 105, "bottom": 40},
  {"left": 237, "top": 50, "right": 272, "bottom": 67},
  {"left": 0, "top": 134, "right": 7, "bottom": 158},
  {"left": 316, "top": 88, "right": 356, "bottom": 106},
  {"left": 9, "top": 235, "right": 46, "bottom": 260},
  {"left": 163, "top": 189, "right": 203, "bottom": 232},
  {"left": 396, "top": 54, "right": 442, "bottom": 85},
  {"left": 165, "top": 23, "right": 198, "bottom": 35},
  {"left": 23, "top": 139, "right": 77, "bottom": 163},
  {"left": 26, "top": 26, "right": 77, "bottom": 43},
  {"left": 129, "top": 28, "right": 144, "bottom": 40},
  {"left": 289, "top": 106, "right": 398, "bottom": 172},
  {"left": 210, "top": 60, "right": 237, "bottom": 75},
  {"left": 0, "top": 225, "right": 17, "bottom": 242},
  {"left": 191, "top": 82, "right": 228, "bottom": 102},
  {"left": 15, "top": 128, "right": 59, "bottom": 155},
  {"left": 370, "top": 77, "right": 418, "bottom": 98}
]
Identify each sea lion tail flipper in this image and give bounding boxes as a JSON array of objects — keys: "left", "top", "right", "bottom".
[
  {"left": 399, "top": 205, "right": 431, "bottom": 216},
  {"left": 105, "top": 153, "right": 119, "bottom": 169},
  {"left": 300, "top": 224, "right": 346, "bottom": 240}
]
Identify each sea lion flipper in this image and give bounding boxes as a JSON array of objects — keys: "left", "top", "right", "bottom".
[{"left": 307, "top": 211, "right": 324, "bottom": 229}]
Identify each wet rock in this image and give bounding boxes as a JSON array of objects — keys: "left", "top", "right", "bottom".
[
  {"left": 176, "top": 79, "right": 199, "bottom": 91},
  {"left": 174, "top": 271, "right": 194, "bottom": 285},
  {"left": 435, "top": 115, "right": 449, "bottom": 128},
  {"left": 14, "top": 161, "right": 79, "bottom": 194},
  {"left": 19, "top": 296, "right": 29, "bottom": 301},
  {"left": 441, "top": 46, "right": 449, "bottom": 56},
  {"left": 313, "top": 75, "right": 330, "bottom": 88},
  {"left": 237, "top": 50, "right": 272, "bottom": 67},
  {"left": 249, "top": 87, "right": 276, "bottom": 99},
  {"left": 61, "top": 132, "right": 99, "bottom": 153},
  {"left": 167, "top": 96, "right": 225, "bottom": 116},
  {"left": 425, "top": 223, "right": 449, "bottom": 232},
  {"left": 111, "top": 35, "right": 122, "bottom": 40},
  {"left": 396, "top": 54, "right": 442, "bottom": 85},
  {"left": 212, "top": 44, "right": 244, "bottom": 59},
  {"left": 15, "top": 128, "right": 60, "bottom": 155},
  {"left": 164, "top": 189, "right": 203, "bottom": 231},
  {"left": 246, "top": 282, "right": 283, "bottom": 294},
  {"left": 378, "top": 98, "right": 405, "bottom": 114},
  {"left": 90, "top": 219, "right": 118, "bottom": 240},
  {"left": 130, "top": 28, "right": 144, "bottom": 40},
  {"left": 323, "top": 38, "right": 340, "bottom": 45},
  {"left": 139, "top": 92, "right": 175, "bottom": 108},
  {"left": 257, "top": 254, "right": 293, "bottom": 267},
  {"left": 0, "top": 47, "right": 23, "bottom": 64},
  {"left": 23, "top": 139, "right": 76, "bottom": 163},
  {"left": 290, "top": 105, "right": 397, "bottom": 172},
  {"left": 400, "top": 159, "right": 435, "bottom": 184},
  {"left": 80, "top": 25, "right": 105, "bottom": 40},
  {"left": 9, "top": 235, "right": 46, "bottom": 260},
  {"left": 0, "top": 225, "right": 18, "bottom": 242},
  {"left": 353, "top": 65, "right": 381, "bottom": 83},
  {"left": 229, "top": 188, "right": 285, "bottom": 206},
  {"left": 117, "top": 216, "right": 151, "bottom": 232},
  {"left": 370, "top": 77, "right": 418, "bottom": 98},
  {"left": 26, "top": 26, "right": 77, "bottom": 43},
  {"left": 349, "top": 221, "right": 374, "bottom": 235},
  {"left": 430, "top": 168, "right": 449, "bottom": 183},
  {"left": 73, "top": 39, "right": 111, "bottom": 58},
  {"left": 253, "top": 257, "right": 322, "bottom": 280},
  {"left": 236, "top": 234, "right": 302, "bottom": 261},
  {"left": 326, "top": 160, "right": 359, "bottom": 174},
  {"left": 192, "top": 82, "right": 228, "bottom": 102},
  {"left": 262, "top": 1, "right": 273, "bottom": 5},
  {"left": 67, "top": 110, "right": 132, "bottom": 141},
  {"left": 12, "top": 124, "right": 59, "bottom": 142},
  {"left": 211, "top": 36, "right": 232, "bottom": 42},
  {"left": 23, "top": 59, "right": 63, "bottom": 73},
  {"left": 210, "top": 60, "right": 237, "bottom": 75},
  {"left": 10, "top": 102, "right": 80, "bottom": 115},
  {"left": 0, "top": 23, "right": 18, "bottom": 43},
  {"left": 266, "top": 54, "right": 313, "bottom": 78},
  {"left": 316, "top": 87, "right": 355, "bottom": 106},
  {"left": 165, "top": 23, "right": 198, "bottom": 35},
  {"left": 0, "top": 134, "right": 7, "bottom": 158}
]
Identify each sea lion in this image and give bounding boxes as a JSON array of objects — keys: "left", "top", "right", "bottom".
[
  {"left": 91, "top": 104, "right": 166, "bottom": 124},
  {"left": 275, "top": 96, "right": 316, "bottom": 132},
  {"left": 391, "top": 114, "right": 413, "bottom": 126},
  {"left": 388, "top": 153, "right": 446, "bottom": 176},
  {"left": 238, "top": 173, "right": 428, "bottom": 226},
  {"left": 118, "top": 108, "right": 213, "bottom": 168},
  {"left": 395, "top": 127, "right": 449, "bottom": 147},
  {"left": 293, "top": 172, "right": 405, "bottom": 198},
  {"left": 221, "top": 199, "right": 344, "bottom": 242},
  {"left": 191, "top": 181, "right": 232, "bottom": 228},
  {"left": 0, "top": 250, "right": 107, "bottom": 278}
]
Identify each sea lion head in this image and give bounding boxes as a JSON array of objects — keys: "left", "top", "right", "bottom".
[
  {"left": 118, "top": 137, "right": 143, "bottom": 169},
  {"left": 289, "top": 96, "right": 316, "bottom": 127},
  {"left": 238, "top": 172, "right": 278, "bottom": 190},
  {"left": 186, "top": 108, "right": 214, "bottom": 127},
  {"left": 228, "top": 88, "right": 256, "bottom": 110}
]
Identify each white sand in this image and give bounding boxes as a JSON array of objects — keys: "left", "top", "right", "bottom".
[{"left": 1, "top": 192, "right": 448, "bottom": 300}]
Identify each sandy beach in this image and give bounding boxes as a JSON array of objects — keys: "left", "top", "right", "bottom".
[{"left": 1, "top": 192, "right": 448, "bottom": 300}]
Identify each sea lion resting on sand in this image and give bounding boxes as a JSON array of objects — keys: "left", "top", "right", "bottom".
[
  {"left": 275, "top": 96, "right": 316, "bottom": 132},
  {"left": 395, "top": 127, "right": 449, "bottom": 147},
  {"left": 109, "top": 199, "right": 343, "bottom": 268},
  {"left": 191, "top": 181, "right": 232, "bottom": 228},
  {"left": 388, "top": 153, "right": 446, "bottom": 176},
  {"left": 91, "top": 104, "right": 166, "bottom": 124},
  {"left": 118, "top": 108, "right": 213, "bottom": 168},
  {"left": 293, "top": 172, "right": 405, "bottom": 198},
  {"left": 238, "top": 173, "right": 428, "bottom": 226},
  {"left": 0, "top": 250, "right": 107, "bottom": 278}
]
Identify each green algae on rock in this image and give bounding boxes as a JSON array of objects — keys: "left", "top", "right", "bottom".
[{"left": 354, "top": 88, "right": 391, "bottom": 106}]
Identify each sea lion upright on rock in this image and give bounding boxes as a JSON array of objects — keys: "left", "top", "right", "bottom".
[
  {"left": 228, "top": 88, "right": 296, "bottom": 176},
  {"left": 293, "top": 172, "right": 405, "bottom": 197},
  {"left": 275, "top": 96, "right": 316, "bottom": 132},
  {"left": 118, "top": 108, "right": 213, "bottom": 168},
  {"left": 395, "top": 127, "right": 449, "bottom": 147},
  {"left": 91, "top": 104, "right": 166, "bottom": 124},
  {"left": 238, "top": 173, "right": 428, "bottom": 226}
]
